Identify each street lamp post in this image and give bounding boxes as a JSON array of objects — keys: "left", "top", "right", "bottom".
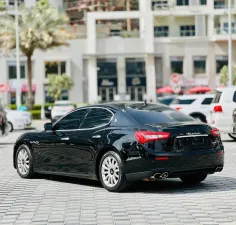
[
  {"left": 228, "top": 0, "right": 232, "bottom": 87},
  {"left": 15, "top": 0, "right": 21, "bottom": 108}
]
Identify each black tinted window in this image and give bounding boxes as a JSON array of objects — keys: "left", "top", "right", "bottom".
[
  {"left": 125, "top": 104, "right": 194, "bottom": 124},
  {"left": 159, "top": 98, "right": 174, "bottom": 105},
  {"left": 80, "top": 108, "right": 113, "bottom": 129},
  {"left": 171, "top": 99, "right": 196, "bottom": 104},
  {"left": 233, "top": 92, "right": 236, "bottom": 103},
  {"left": 212, "top": 91, "right": 222, "bottom": 103},
  {"left": 54, "top": 109, "right": 87, "bottom": 130},
  {"left": 201, "top": 98, "right": 213, "bottom": 105}
]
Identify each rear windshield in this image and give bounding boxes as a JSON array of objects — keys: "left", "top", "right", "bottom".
[
  {"left": 212, "top": 91, "right": 222, "bottom": 103},
  {"left": 124, "top": 104, "right": 194, "bottom": 124},
  {"left": 171, "top": 99, "right": 196, "bottom": 104}
]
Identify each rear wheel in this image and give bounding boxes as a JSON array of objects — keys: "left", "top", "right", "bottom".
[
  {"left": 99, "top": 151, "right": 130, "bottom": 192},
  {"left": 180, "top": 173, "right": 207, "bottom": 185},
  {"left": 228, "top": 133, "right": 236, "bottom": 141}
]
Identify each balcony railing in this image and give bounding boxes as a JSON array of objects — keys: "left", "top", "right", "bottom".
[{"left": 215, "top": 27, "right": 236, "bottom": 34}]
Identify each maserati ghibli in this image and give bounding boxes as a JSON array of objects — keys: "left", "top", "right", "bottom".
[{"left": 13, "top": 102, "right": 224, "bottom": 192}]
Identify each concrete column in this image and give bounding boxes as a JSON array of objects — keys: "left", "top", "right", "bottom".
[
  {"left": 195, "top": 15, "right": 206, "bottom": 36},
  {"left": 145, "top": 55, "right": 156, "bottom": 102},
  {"left": 184, "top": 54, "right": 193, "bottom": 78},
  {"left": 145, "top": 13, "right": 154, "bottom": 54},
  {"left": 207, "top": 43, "right": 216, "bottom": 89},
  {"left": 207, "top": 15, "right": 215, "bottom": 37},
  {"left": 207, "top": 0, "right": 214, "bottom": 9},
  {"left": 117, "top": 56, "right": 126, "bottom": 95},
  {"left": 139, "top": 0, "right": 151, "bottom": 39},
  {"left": 163, "top": 49, "right": 171, "bottom": 86},
  {"left": 87, "top": 16, "right": 96, "bottom": 55},
  {"left": 88, "top": 56, "right": 98, "bottom": 104}
]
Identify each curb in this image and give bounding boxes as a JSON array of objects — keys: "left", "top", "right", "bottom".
[{"left": 0, "top": 143, "right": 15, "bottom": 145}]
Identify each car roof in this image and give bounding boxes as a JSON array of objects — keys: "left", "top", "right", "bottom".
[
  {"left": 54, "top": 100, "right": 73, "bottom": 104},
  {"left": 176, "top": 94, "right": 214, "bottom": 99},
  {"left": 78, "top": 102, "right": 169, "bottom": 111}
]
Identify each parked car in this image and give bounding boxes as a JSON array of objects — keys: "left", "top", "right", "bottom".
[
  {"left": 13, "top": 102, "right": 224, "bottom": 192},
  {"left": 170, "top": 94, "right": 214, "bottom": 122},
  {"left": 157, "top": 95, "right": 176, "bottom": 105},
  {"left": 51, "top": 100, "right": 75, "bottom": 123},
  {"left": 0, "top": 101, "right": 8, "bottom": 135},
  {"left": 207, "top": 87, "right": 236, "bottom": 140},
  {"left": 4, "top": 107, "right": 32, "bottom": 132}
]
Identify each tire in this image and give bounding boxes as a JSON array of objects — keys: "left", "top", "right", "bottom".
[
  {"left": 180, "top": 173, "right": 207, "bottom": 185},
  {"left": 99, "top": 151, "right": 130, "bottom": 192},
  {"left": 192, "top": 115, "right": 206, "bottom": 123},
  {"left": 15, "top": 145, "right": 35, "bottom": 179},
  {"left": 8, "top": 122, "right": 13, "bottom": 132},
  {"left": 228, "top": 133, "right": 236, "bottom": 141}
]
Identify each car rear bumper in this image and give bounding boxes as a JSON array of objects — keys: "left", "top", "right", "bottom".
[{"left": 125, "top": 149, "right": 224, "bottom": 181}]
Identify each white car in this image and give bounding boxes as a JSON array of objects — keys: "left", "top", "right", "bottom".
[
  {"left": 170, "top": 94, "right": 214, "bottom": 122},
  {"left": 51, "top": 101, "right": 75, "bottom": 123},
  {"left": 207, "top": 87, "right": 236, "bottom": 140},
  {"left": 4, "top": 107, "right": 32, "bottom": 132}
]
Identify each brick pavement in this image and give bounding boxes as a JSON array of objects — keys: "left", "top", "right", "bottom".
[{"left": 0, "top": 133, "right": 236, "bottom": 225}]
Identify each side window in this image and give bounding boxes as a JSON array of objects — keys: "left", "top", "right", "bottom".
[
  {"left": 233, "top": 92, "right": 236, "bottom": 103},
  {"left": 54, "top": 109, "right": 87, "bottom": 130},
  {"left": 80, "top": 108, "right": 113, "bottom": 129},
  {"left": 201, "top": 98, "right": 213, "bottom": 105}
]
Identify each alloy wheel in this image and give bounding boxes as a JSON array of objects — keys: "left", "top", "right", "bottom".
[
  {"left": 17, "top": 149, "right": 30, "bottom": 175},
  {"left": 101, "top": 156, "right": 120, "bottom": 188}
]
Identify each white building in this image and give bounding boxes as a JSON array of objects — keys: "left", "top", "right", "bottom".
[{"left": 0, "top": 0, "right": 235, "bottom": 105}]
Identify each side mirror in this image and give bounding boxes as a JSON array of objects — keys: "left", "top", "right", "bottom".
[{"left": 44, "top": 122, "right": 53, "bottom": 131}]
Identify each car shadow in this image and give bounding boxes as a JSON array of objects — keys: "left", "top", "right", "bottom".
[{"left": 37, "top": 174, "right": 236, "bottom": 194}]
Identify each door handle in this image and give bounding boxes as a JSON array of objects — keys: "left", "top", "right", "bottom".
[
  {"left": 61, "top": 137, "right": 70, "bottom": 141},
  {"left": 92, "top": 135, "right": 101, "bottom": 139}
]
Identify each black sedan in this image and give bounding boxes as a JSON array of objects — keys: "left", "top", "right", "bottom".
[{"left": 13, "top": 102, "right": 224, "bottom": 192}]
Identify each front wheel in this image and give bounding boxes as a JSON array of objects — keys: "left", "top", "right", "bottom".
[
  {"left": 180, "top": 173, "right": 207, "bottom": 185},
  {"left": 8, "top": 122, "right": 13, "bottom": 132},
  {"left": 228, "top": 133, "right": 236, "bottom": 141},
  {"left": 99, "top": 151, "right": 130, "bottom": 192},
  {"left": 16, "top": 145, "right": 35, "bottom": 179}
]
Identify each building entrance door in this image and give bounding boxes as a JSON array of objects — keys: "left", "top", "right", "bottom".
[
  {"left": 98, "top": 87, "right": 117, "bottom": 102},
  {"left": 127, "top": 87, "right": 146, "bottom": 101}
]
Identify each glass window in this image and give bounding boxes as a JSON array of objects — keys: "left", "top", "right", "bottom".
[
  {"left": 201, "top": 98, "right": 213, "bottom": 105},
  {"left": 171, "top": 57, "right": 183, "bottom": 74},
  {"left": 97, "top": 59, "right": 117, "bottom": 77},
  {"left": 80, "top": 108, "right": 113, "bottom": 129},
  {"left": 54, "top": 109, "right": 88, "bottom": 130},
  {"left": 180, "top": 25, "right": 195, "bottom": 36},
  {"left": 8, "top": 62, "right": 26, "bottom": 79},
  {"left": 172, "top": 98, "right": 196, "bottom": 104},
  {"left": 152, "top": 0, "right": 169, "bottom": 10},
  {"left": 216, "top": 56, "right": 228, "bottom": 73},
  {"left": 200, "top": 0, "right": 207, "bottom": 5},
  {"left": 214, "top": 0, "right": 225, "bottom": 9},
  {"left": 212, "top": 91, "right": 222, "bottom": 103},
  {"left": 193, "top": 56, "right": 206, "bottom": 74},
  {"left": 176, "top": 0, "right": 189, "bottom": 6},
  {"left": 124, "top": 103, "right": 194, "bottom": 125},
  {"left": 154, "top": 26, "right": 169, "bottom": 37},
  {"left": 126, "top": 58, "right": 146, "bottom": 77},
  {"left": 45, "top": 61, "right": 66, "bottom": 77}
]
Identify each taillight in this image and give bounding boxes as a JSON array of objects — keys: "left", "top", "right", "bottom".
[
  {"left": 213, "top": 105, "right": 223, "bottom": 113},
  {"left": 175, "top": 107, "right": 182, "bottom": 111},
  {"left": 135, "top": 131, "right": 170, "bottom": 144},
  {"left": 211, "top": 128, "right": 220, "bottom": 136}
]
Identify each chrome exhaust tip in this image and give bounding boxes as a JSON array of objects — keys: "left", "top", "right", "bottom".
[
  {"left": 160, "top": 172, "right": 169, "bottom": 178},
  {"left": 215, "top": 167, "right": 223, "bottom": 172}
]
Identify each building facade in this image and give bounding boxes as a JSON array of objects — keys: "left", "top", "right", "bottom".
[{"left": 0, "top": 0, "right": 235, "bottom": 105}]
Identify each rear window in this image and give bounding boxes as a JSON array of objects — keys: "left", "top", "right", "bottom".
[
  {"left": 212, "top": 91, "right": 222, "bottom": 103},
  {"left": 159, "top": 98, "right": 174, "bottom": 105},
  {"left": 124, "top": 104, "right": 194, "bottom": 125},
  {"left": 171, "top": 99, "right": 196, "bottom": 104}
]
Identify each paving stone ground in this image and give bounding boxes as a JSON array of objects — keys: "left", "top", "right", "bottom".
[{"left": 0, "top": 131, "right": 236, "bottom": 225}]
